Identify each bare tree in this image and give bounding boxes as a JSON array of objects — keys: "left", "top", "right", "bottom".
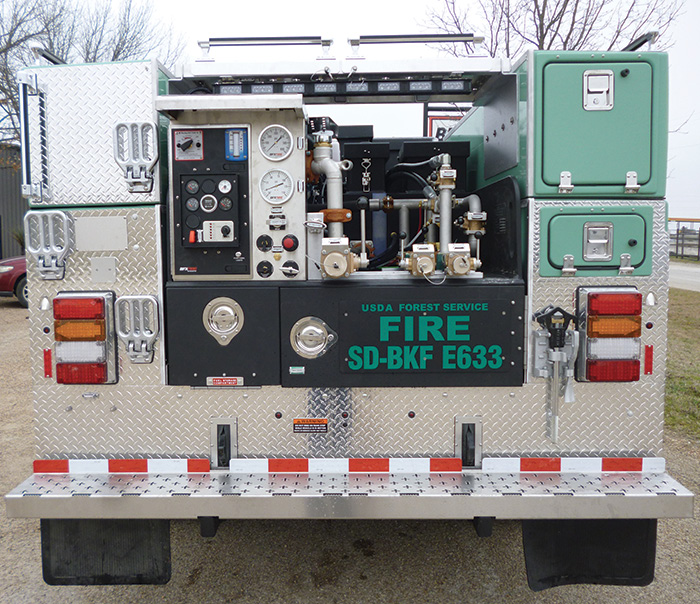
[
  {"left": 0, "top": 0, "right": 184, "bottom": 142},
  {"left": 428, "top": 0, "right": 684, "bottom": 58}
]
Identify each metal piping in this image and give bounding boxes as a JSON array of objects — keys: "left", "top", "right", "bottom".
[
  {"left": 311, "top": 141, "right": 352, "bottom": 238},
  {"left": 438, "top": 154, "right": 455, "bottom": 252}
]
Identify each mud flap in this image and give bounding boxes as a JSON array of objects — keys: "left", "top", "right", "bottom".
[
  {"left": 41, "top": 519, "right": 171, "bottom": 585},
  {"left": 522, "top": 519, "right": 656, "bottom": 591}
]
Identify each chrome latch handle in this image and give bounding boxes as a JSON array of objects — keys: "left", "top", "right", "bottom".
[
  {"left": 115, "top": 295, "right": 160, "bottom": 363},
  {"left": 24, "top": 210, "right": 73, "bottom": 280},
  {"left": 113, "top": 122, "right": 159, "bottom": 193}
]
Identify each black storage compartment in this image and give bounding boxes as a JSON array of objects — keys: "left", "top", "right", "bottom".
[{"left": 343, "top": 142, "right": 391, "bottom": 199}]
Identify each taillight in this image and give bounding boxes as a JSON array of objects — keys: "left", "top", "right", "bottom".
[
  {"left": 578, "top": 288, "right": 643, "bottom": 383},
  {"left": 587, "top": 292, "right": 642, "bottom": 316},
  {"left": 586, "top": 360, "right": 640, "bottom": 382},
  {"left": 53, "top": 297, "right": 105, "bottom": 319},
  {"left": 587, "top": 315, "right": 642, "bottom": 338},
  {"left": 52, "top": 292, "right": 117, "bottom": 384}
]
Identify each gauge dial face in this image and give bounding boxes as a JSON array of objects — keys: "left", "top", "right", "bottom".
[
  {"left": 218, "top": 179, "right": 232, "bottom": 194},
  {"left": 259, "top": 169, "right": 294, "bottom": 204},
  {"left": 258, "top": 125, "right": 294, "bottom": 161}
]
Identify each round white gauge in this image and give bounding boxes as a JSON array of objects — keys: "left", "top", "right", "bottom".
[
  {"left": 258, "top": 124, "right": 294, "bottom": 161},
  {"left": 259, "top": 169, "right": 294, "bottom": 204},
  {"left": 218, "top": 179, "right": 232, "bottom": 194}
]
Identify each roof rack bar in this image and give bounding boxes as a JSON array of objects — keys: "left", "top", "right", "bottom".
[
  {"left": 199, "top": 36, "right": 332, "bottom": 50},
  {"left": 351, "top": 34, "right": 484, "bottom": 46}
]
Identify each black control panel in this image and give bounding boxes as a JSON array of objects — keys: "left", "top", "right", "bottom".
[{"left": 170, "top": 127, "right": 251, "bottom": 278}]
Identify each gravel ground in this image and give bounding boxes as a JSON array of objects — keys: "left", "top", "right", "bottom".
[{"left": 1, "top": 296, "right": 698, "bottom": 603}]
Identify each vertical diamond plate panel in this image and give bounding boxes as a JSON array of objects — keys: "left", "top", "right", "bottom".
[
  {"left": 29, "top": 203, "right": 668, "bottom": 461},
  {"left": 24, "top": 61, "right": 162, "bottom": 206}
]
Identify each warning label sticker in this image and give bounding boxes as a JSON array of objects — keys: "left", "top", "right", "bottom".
[
  {"left": 206, "top": 376, "right": 244, "bottom": 387},
  {"left": 293, "top": 418, "right": 328, "bottom": 434}
]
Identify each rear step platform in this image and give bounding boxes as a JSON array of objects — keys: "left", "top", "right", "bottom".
[{"left": 6, "top": 470, "right": 693, "bottom": 519}]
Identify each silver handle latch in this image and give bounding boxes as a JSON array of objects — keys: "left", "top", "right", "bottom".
[
  {"left": 115, "top": 295, "right": 160, "bottom": 363},
  {"left": 24, "top": 210, "right": 73, "bottom": 280},
  {"left": 113, "top": 122, "right": 159, "bottom": 193}
]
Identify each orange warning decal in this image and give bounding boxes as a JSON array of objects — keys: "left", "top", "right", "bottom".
[{"left": 293, "top": 418, "right": 329, "bottom": 433}]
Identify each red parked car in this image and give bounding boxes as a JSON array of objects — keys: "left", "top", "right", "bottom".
[{"left": 0, "top": 256, "right": 27, "bottom": 308}]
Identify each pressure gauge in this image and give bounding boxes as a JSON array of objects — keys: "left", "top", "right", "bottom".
[
  {"left": 259, "top": 169, "right": 294, "bottom": 204},
  {"left": 258, "top": 125, "right": 294, "bottom": 161}
]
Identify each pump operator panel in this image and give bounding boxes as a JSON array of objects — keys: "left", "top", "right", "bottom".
[{"left": 168, "top": 109, "right": 307, "bottom": 281}]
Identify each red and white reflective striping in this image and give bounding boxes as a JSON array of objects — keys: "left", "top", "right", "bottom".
[
  {"left": 34, "top": 459, "right": 210, "bottom": 474},
  {"left": 482, "top": 457, "right": 665, "bottom": 473},
  {"left": 229, "top": 457, "right": 463, "bottom": 473}
]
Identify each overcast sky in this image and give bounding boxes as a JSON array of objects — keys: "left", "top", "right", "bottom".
[{"left": 153, "top": 0, "right": 699, "bottom": 218}]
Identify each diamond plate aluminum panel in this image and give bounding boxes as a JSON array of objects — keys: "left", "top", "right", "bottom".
[
  {"left": 29, "top": 202, "right": 669, "bottom": 462},
  {"left": 24, "top": 61, "right": 164, "bottom": 206}
]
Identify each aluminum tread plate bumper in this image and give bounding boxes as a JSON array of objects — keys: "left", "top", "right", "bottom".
[{"left": 6, "top": 471, "right": 692, "bottom": 520}]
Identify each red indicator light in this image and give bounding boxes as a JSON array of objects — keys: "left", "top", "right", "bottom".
[
  {"left": 586, "top": 359, "right": 640, "bottom": 382},
  {"left": 53, "top": 297, "right": 105, "bottom": 320},
  {"left": 588, "top": 292, "right": 642, "bottom": 316},
  {"left": 56, "top": 363, "right": 107, "bottom": 384},
  {"left": 189, "top": 230, "right": 196, "bottom": 243}
]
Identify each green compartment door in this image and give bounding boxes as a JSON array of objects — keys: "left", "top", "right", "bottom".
[
  {"left": 542, "top": 62, "right": 653, "bottom": 187},
  {"left": 540, "top": 206, "right": 653, "bottom": 277}
]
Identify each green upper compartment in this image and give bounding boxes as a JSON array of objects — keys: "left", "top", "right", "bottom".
[
  {"left": 541, "top": 61, "right": 652, "bottom": 187},
  {"left": 448, "top": 51, "right": 668, "bottom": 199}
]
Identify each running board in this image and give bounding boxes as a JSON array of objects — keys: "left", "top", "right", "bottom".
[{"left": 6, "top": 471, "right": 693, "bottom": 520}]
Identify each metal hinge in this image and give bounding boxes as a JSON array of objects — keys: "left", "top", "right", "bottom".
[
  {"left": 561, "top": 254, "right": 577, "bottom": 276},
  {"left": 115, "top": 295, "right": 160, "bottom": 363},
  {"left": 618, "top": 253, "right": 634, "bottom": 275},
  {"left": 624, "top": 171, "right": 640, "bottom": 194},
  {"left": 558, "top": 171, "right": 574, "bottom": 194},
  {"left": 23, "top": 210, "right": 73, "bottom": 280},
  {"left": 113, "top": 122, "right": 159, "bottom": 193}
]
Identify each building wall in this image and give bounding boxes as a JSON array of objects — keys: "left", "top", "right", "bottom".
[{"left": 0, "top": 145, "right": 24, "bottom": 259}]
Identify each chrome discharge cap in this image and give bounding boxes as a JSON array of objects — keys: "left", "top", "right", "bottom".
[
  {"left": 290, "top": 317, "right": 337, "bottom": 359},
  {"left": 203, "top": 297, "right": 244, "bottom": 346}
]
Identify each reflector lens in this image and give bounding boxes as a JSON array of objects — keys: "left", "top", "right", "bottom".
[
  {"left": 53, "top": 297, "right": 105, "bottom": 320},
  {"left": 56, "top": 363, "right": 107, "bottom": 384},
  {"left": 587, "top": 315, "right": 641, "bottom": 338},
  {"left": 588, "top": 338, "right": 641, "bottom": 360},
  {"left": 587, "top": 359, "right": 640, "bottom": 382},
  {"left": 55, "top": 341, "right": 106, "bottom": 363},
  {"left": 588, "top": 292, "right": 642, "bottom": 316},
  {"left": 54, "top": 319, "right": 106, "bottom": 341}
]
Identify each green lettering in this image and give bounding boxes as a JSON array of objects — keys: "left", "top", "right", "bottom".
[
  {"left": 442, "top": 345, "right": 456, "bottom": 369},
  {"left": 403, "top": 346, "right": 419, "bottom": 369},
  {"left": 348, "top": 346, "right": 363, "bottom": 370},
  {"left": 419, "top": 346, "right": 433, "bottom": 369},
  {"left": 387, "top": 346, "right": 403, "bottom": 369},
  {"left": 472, "top": 345, "right": 487, "bottom": 369},
  {"left": 457, "top": 345, "right": 472, "bottom": 369},
  {"left": 364, "top": 346, "right": 379, "bottom": 369},
  {"left": 405, "top": 315, "right": 414, "bottom": 342},
  {"left": 487, "top": 345, "right": 503, "bottom": 369},
  {"left": 446, "top": 315, "right": 470, "bottom": 341},
  {"left": 379, "top": 316, "right": 401, "bottom": 342},
  {"left": 418, "top": 316, "right": 444, "bottom": 341}
]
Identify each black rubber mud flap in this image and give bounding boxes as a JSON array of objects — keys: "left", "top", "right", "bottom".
[
  {"left": 522, "top": 519, "right": 657, "bottom": 591},
  {"left": 41, "top": 519, "right": 171, "bottom": 585}
]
